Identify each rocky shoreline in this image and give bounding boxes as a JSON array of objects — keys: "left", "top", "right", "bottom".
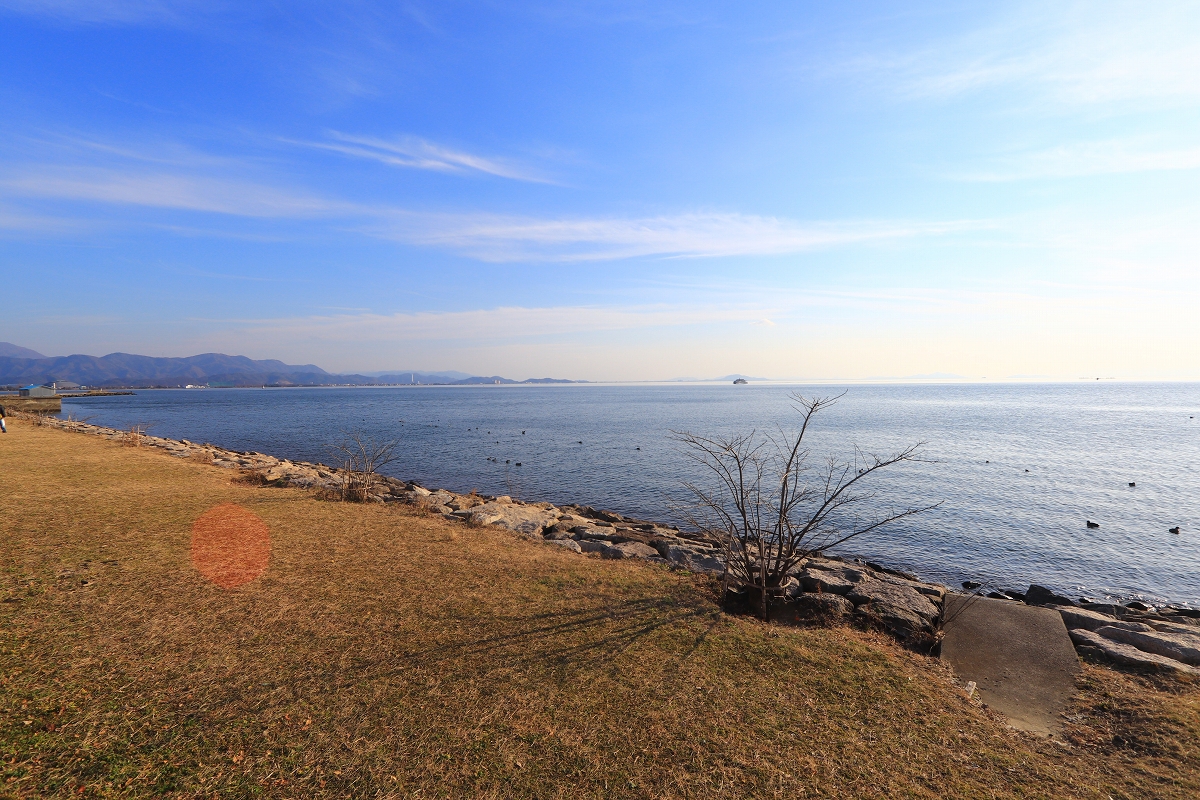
[{"left": 26, "top": 413, "right": 1200, "bottom": 677}]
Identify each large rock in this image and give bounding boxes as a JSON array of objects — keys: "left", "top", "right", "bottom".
[
  {"left": 855, "top": 601, "right": 931, "bottom": 635},
  {"left": 1053, "top": 605, "right": 1153, "bottom": 633},
  {"left": 546, "top": 539, "right": 583, "bottom": 553},
  {"left": 796, "top": 566, "right": 863, "bottom": 595},
  {"left": 572, "top": 525, "right": 620, "bottom": 541},
  {"left": 1147, "top": 618, "right": 1200, "bottom": 636},
  {"left": 1070, "top": 629, "right": 1200, "bottom": 676},
  {"left": 659, "top": 544, "right": 725, "bottom": 575},
  {"left": 1025, "top": 585, "right": 1076, "bottom": 607},
  {"left": 447, "top": 495, "right": 484, "bottom": 511},
  {"left": 579, "top": 540, "right": 658, "bottom": 560},
  {"left": 847, "top": 578, "right": 940, "bottom": 623},
  {"left": 792, "top": 592, "right": 854, "bottom": 619},
  {"left": 1094, "top": 625, "right": 1200, "bottom": 667},
  {"left": 464, "top": 502, "right": 559, "bottom": 537},
  {"left": 878, "top": 573, "right": 946, "bottom": 601}
]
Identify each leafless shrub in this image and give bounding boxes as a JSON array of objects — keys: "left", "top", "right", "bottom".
[
  {"left": 233, "top": 469, "right": 270, "bottom": 486},
  {"left": 125, "top": 423, "right": 153, "bottom": 447},
  {"left": 673, "top": 392, "right": 940, "bottom": 621},
  {"left": 328, "top": 432, "right": 400, "bottom": 502},
  {"left": 190, "top": 448, "right": 214, "bottom": 464}
]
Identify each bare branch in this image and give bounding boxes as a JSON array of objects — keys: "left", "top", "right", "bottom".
[{"left": 673, "top": 393, "right": 939, "bottom": 620}]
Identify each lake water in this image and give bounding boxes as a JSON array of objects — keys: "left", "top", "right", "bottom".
[{"left": 60, "top": 382, "right": 1200, "bottom": 607}]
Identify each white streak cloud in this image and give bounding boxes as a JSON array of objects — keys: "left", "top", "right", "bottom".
[
  {"left": 3, "top": 169, "right": 348, "bottom": 217},
  {"left": 952, "top": 138, "right": 1200, "bottom": 181},
  {"left": 2, "top": 163, "right": 970, "bottom": 259},
  {"left": 296, "top": 133, "right": 553, "bottom": 183},
  {"left": 0, "top": 0, "right": 206, "bottom": 25},
  {"left": 369, "top": 211, "right": 974, "bottom": 262},
  {"left": 897, "top": 2, "right": 1200, "bottom": 106}
]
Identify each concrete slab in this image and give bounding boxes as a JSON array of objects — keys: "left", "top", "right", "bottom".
[{"left": 940, "top": 594, "right": 1080, "bottom": 737}]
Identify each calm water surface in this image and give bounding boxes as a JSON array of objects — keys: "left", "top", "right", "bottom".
[{"left": 61, "top": 383, "right": 1200, "bottom": 606}]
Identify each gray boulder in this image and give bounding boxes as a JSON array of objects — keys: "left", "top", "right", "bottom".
[
  {"left": 1025, "top": 585, "right": 1076, "bottom": 607},
  {"left": 877, "top": 573, "right": 946, "bottom": 600},
  {"left": 612, "top": 541, "right": 659, "bottom": 559},
  {"left": 1094, "top": 625, "right": 1200, "bottom": 666},
  {"left": 465, "top": 502, "right": 559, "bottom": 537},
  {"left": 1070, "top": 629, "right": 1200, "bottom": 676},
  {"left": 572, "top": 526, "right": 620, "bottom": 541},
  {"left": 579, "top": 540, "right": 658, "bottom": 560},
  {"left": 855, "top": 601, "right": 931, "bottom": 635},
  {"left": 1147, "top": 618, "right": 1200, "bottom": 636},
  {"left": 1053, "top": 605, "right": 1153, "bottom": 633},
  {"left": 847, "top": 578, "right": 940, "bottom": 623},
  {"left": 659, "top": 545, "right": 725, "bottom": 575},
  {"left": 792, "top": 592, "right": 854, "bottom": 619},
  {"left": 447, "top": 495, "right": 484, "bottom": 512},
  {"left": 797, "top": 567, "right": 860, "bottom": 595},
  {"left": 546, "top": 539, "right": 583, "bottom": 553}
]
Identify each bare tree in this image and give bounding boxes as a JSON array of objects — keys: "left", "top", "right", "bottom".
[
  {"left": 125, "top": 422, "right": 156, "bottom": 447},
  {"left": 673, "top": 393, "right": 940, "bottom": 621},
  {"left": 329, "top": 432, "right": 401, "bottom": 501}
]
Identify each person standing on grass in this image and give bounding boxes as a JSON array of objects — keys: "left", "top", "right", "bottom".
[{"left": 0, "top": 404, "right": 6, "bottom": 433}]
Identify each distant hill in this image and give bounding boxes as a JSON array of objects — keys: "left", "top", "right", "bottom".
[
  {"left": 361, "top": 370, "right": 474, "bottom": 381},
  {"left": 0, "top": 351, "right": 582, "bottom": 388},
  {"left": 0, "top": 352, "right": 337, "bottom": 388},
  {"left": 374, "top": 372, "right": 486, "bottom": 384},
  {"left": 666, "top": 374, "right": 770, "bottom": 382},
  {"left": 0, "top": 342, "right": 48, "bottom": 359}
]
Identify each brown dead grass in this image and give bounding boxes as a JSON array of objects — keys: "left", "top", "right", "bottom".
[{"left": 2, "top": 417, "right": 1199, "bottom": 799}]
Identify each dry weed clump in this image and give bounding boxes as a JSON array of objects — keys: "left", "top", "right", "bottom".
[
  {"left": 3, "top": 416, "right": 1200, "bottom": 800},
  {"left": 231, "top": 468, "right": 271, "bottom": 486},
  {"left": 189, "top": 448, "right": 214, "bottom": 465},
  {"left": 124, "top": 423, "right": 150, "bottom": 447}
]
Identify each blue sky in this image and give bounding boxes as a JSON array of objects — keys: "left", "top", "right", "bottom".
[{"left": 1, "top": 1, "right": 1198, "bottom": 380}]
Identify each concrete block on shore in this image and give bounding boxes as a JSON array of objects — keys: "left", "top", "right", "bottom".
[{"left": 941, "top": 595, "right": 1081, "bottom": 737}]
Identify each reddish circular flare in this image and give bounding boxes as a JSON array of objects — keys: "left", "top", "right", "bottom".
[{"left": 190, "top": 503, "right": 271, "bottom": 589}]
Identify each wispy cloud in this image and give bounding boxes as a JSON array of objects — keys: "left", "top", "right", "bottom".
[
  {"left": 951, "top": 137, "right": 1200, "bottom": 181},
  {"left": 3, "top": 168, "right": 350, "bottom": 217},
  {"left": 0, "top": 0, "right": 208, "bottom": 25},
  {"left": 1, "top": 160, "right": 971, "bottom": 259},
  {"left": 229, "top": 304, "right": 771, "bottom": 343},
  {"left": 294, "top": 133, "right": 553, "bottom": 183},
  {"left": 894, "top": 2, "right": 1200, "bottom": 106},
  {"left": 369, "top": 211, "right": 975, "bottom": 262},
  {"left": 0, "top": 203, "right": 95, "bottom": 235}
]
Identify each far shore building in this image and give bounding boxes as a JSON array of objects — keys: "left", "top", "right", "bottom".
[
  {"left": 53, "top": 381, "right": 82, "bottom": 391},
  {"left": 18, "top": 384, "right": 57, "bottom": 398}
]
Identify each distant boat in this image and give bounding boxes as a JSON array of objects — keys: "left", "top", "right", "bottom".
[{"left": 733, "top": 378, "right": 748, "bottom": 385}]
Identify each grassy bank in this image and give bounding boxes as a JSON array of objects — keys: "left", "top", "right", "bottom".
[{"left": 2, "top": 417, "right": 1198, "bottom": 798}]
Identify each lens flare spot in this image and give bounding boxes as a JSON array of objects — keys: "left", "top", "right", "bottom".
[{"left": 190, "top": 503, "right": 271, "bottom": 589}]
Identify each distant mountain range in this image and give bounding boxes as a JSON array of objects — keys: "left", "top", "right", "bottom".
[
  {"left": 665, "top": 374, "right": 770, "bottom": 382},
  {"left": 0, "top": 342, "right": 47, "bottom": 359},
  {"left": 0, "top": 344, "right": 581, "bottom": 388}
]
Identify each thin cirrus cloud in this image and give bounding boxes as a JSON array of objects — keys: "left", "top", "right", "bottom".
[
  {"left": 894, "top": 2, "right": 1200, "bottom": 105},
  {"left": 294, "top": 133, "right": 554, "bottom": 184},
  {"left": 3, "top": 168, "right": 350, "bottom": 218},
  {"left": 950, "top": 138, "right": 1200, "bottom": 181},
  {"left": 218, "top": 303, "right": 778, "bottom": 345},
  {"left": 2, "top": 164, "right": 969, "bottom": 260},
  {"left": 370, "top": 211, "right": 974, "bottom": 262},
  {"left": 0, "top": 0, "right": 206, "bottom": 25}
]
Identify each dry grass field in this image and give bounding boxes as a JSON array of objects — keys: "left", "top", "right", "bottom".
[{"left": 2, "top": 417, "right": 1199, "bottom": 798}]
